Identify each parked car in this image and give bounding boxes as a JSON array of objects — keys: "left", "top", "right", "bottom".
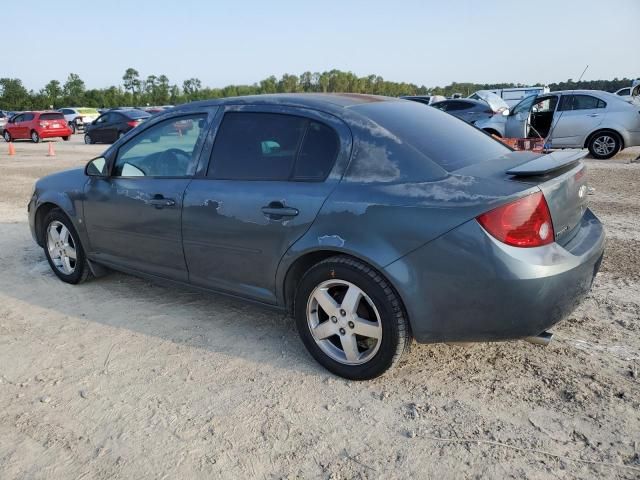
[
  {"left": 28, "top": 94, "right": 605, "bottom": 379},
  {"left": 84, "top": 109, "right": 151, "bottom": 144},
  {"left": 476, "top": 90, "right": 640, "bottom": 159},
  {"left": 431, "top": 94, "right": 509, "bottom": 125},
  {"left": 400, "top": 95, "right": 446, "bottom": 106},
  {"left": 58, "top": 107, "right": 100, "bottom": 134},
  {"left": 0, "top": 111, "right": 8, "bottom": 134},
  {"left": 3, "top": 111, "right": 72, "bottom": 143}
]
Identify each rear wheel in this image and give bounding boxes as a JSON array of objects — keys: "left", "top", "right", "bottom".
[
  {"left": 69, "top": 122, "right": 76, "bottom": 134},
  {"left": 295, "top": 256, "right": 411, "bottom": 380},
  {"left": 62, "top": 136, "right": 70, "bottom": 141},
  {"left": 42, "top": 209, "right": 90, "bottom": 284},
  {"left": 3, "top": 131, "right": 11, "bottom": 142},
  {"left": 84, "top": 134, "right": 93, "bottom": 144},
  {"left": 31, "top": 130, "right": 40, "bottom": 143},
  {"left": 588, "top": 131, "right": 621, "bottom": 159}
]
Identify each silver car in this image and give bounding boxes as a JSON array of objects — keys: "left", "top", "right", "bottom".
[{"left": 476, "top": 90, "right": 640, "bottom": 159}]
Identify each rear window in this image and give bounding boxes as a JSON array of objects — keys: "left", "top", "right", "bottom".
[
  {"left": 124, "top": 110, "right": 151, "bottom": 119},
  {"left": 40, "top": 113, "right": 65, "bottom": 121},
  {"left": 350, "top": 100, "right": 509, "bottom": 173}
]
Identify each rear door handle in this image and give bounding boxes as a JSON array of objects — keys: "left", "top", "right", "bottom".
[
  {"left": 587, "top": 113, "right": 600, "bottom": 117},
  {"left": 261, "top": 202, "right": 299, "bottom": 219},
  {"left": 149, "top": 196, "right": 176, "bottom": 208}
]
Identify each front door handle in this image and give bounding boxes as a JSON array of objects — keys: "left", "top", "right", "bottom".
[
  {"left": 261, "top": 202, "right": 299, "bottom": 219},
  {"left": 149, "top": 196, "right": 176, "bottom": 208},
  {"left": 587, "top": 113, "right": 600, "bottom": 117}
]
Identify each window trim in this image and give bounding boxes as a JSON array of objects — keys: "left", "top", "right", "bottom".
[
  {"left": 206, "top": 110, "right": 341, "bottom": 183},
  {"left": 109, "top": 112, "right": 210, "bottom": 179}
]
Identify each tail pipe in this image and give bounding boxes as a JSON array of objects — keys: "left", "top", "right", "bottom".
[{"left": 524, "top": 331, "right": 553, "bottom": 346}]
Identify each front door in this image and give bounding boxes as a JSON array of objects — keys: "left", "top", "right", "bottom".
[
  {"left": 505, "top": 94, "right": 538, "bottom": 138},
  {"left": 83, "top": 112, "right": 210, "bottom": 281},
  {"left": 90, "top": 113, "right": 111, "bottom": 143},
  {"left": 550, "top": 94, "right": 606, "bottom": 148},
  {"left": 182, "top": 108, "right": 350, "bottom": 304}
]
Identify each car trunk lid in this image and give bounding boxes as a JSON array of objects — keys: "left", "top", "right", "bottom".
[{"left": 457, "top": 149, "right": 590, "bottom": 246}]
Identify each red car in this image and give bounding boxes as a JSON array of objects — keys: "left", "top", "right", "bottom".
[{"left": 3, "top": 111, "right": 73, "bottom": 143}]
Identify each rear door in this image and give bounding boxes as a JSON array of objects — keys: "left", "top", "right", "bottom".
[
  {"left": 550, "top": 94, "right": 606, "bottom": 147},
  {"left": 83, "top": 112, "right": 211, "bottom": 280},
  {"left": 182, "top": 106, "right": 351, "bottom": 304}
]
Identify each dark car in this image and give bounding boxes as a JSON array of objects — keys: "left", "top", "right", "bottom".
[
  {"left": 84, "top": 109, "right": 151, "bottom": 144},
  {"left": 430, "top": 98, "right": 500, "bottom": 125},
  {"left": 28, "top": 94, "right": 604, "bottom": 380}
]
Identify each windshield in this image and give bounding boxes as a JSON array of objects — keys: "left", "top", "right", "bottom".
[{"left": 40, "top": 113, "right": 65, "bottom": 121}]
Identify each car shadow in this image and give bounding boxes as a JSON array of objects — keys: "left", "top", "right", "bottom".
[{"left": 0, "top": 221, "right": 324, "bottom": 377}]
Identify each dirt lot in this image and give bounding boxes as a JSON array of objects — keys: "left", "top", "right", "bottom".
[{"left": 0, "top": 137, "right": 639, "bottom": 479}]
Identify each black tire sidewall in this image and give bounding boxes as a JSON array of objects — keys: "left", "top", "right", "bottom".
[
  {"left": 42, "top": 210, "right": 88, "bottom": 284},
  {"left": 84, "top": 134, "right": 92, "bottom": 144},
  {"left": 588, "top": 131, "right": 621, "bottom": 159},
  {"left": 3, "top": 131, "right": 10, "bottom": 142},
  {"left": 31, "top": 131, "right": 40, "bottom": 143},
  {"left": 295, "top": 259, "right": 404, "bottom": 380}
]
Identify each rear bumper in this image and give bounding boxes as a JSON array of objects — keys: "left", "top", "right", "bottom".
[
  {"left": 622, "top": 129, "right": 640, "bottom": 148},
  {"left": 384, "top": 208, "right": 605, "bottom": 343},
  {"left": 39, "top": 128, "right": 73, "bottom": 138}
]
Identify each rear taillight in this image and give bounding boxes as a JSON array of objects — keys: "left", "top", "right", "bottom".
[
  {"left": 39, "top": 121, "right": 47, "bottom": 128},
  {"left": 127, "top": 120, "right": 138, "bottom": 127},
  {"left": 477, "top": 192, "right": 554, "bottom": 248}
]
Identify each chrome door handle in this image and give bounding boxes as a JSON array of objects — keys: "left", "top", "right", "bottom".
[{"left": 587, "top": 114, "right": 600, "bottom": 117}]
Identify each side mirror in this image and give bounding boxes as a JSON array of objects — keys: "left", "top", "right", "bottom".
[{"left": 85, "top": 157, "right": 108, "bottom": 177}]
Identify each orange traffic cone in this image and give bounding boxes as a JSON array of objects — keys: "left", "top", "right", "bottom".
[
  {"left": 47, "top": 142, "right": 56, "bottom": 157},
  {"left": 8, "top": 142, "right": 15, "bottom": 156}
]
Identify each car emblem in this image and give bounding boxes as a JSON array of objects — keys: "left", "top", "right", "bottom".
[{"left": 578, "top": 185, "right": 587, "bottom": 199}]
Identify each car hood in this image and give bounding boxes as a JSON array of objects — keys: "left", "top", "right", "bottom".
[{"left": 473, "top": 91, "right": 510, "bottom": 113}]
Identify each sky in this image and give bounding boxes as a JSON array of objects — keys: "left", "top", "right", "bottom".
[{"left": 4, "top": 0, "right": 639, "bottom": 91}]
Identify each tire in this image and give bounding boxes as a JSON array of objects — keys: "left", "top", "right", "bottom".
[
  {"left": 69, "top": 122, "right": 76, "bottom": 134},
  {"left": 42, "top": 209, "right": 91, "bottom": 284},
  {"left": 3, "top": 130, "right": 11, "bottom": 142},
  {"left": 31, "top": 130, "right": 40, "bottom": 143},
  {"left": 62, "top": 136, "right": 70, "bottom": 141},
  {"left": 84, "top": 134, "right": 93, "bottom": 145},
  {"left": 587, "top": 130, "right": 621, "bottom": 159},
  {"left": 294, "top": 255, "right": 411, "bottom": 380}
]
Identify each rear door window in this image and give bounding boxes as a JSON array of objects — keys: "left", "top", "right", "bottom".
[
  {"left": 558, "top": 95, "right": 606, "bottom": 111},
  {"left": 208, "top": 112, "right": 339, "bottom": 181}
]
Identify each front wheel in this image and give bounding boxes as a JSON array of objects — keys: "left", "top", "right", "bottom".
[
  {"left": 31, "top": 131, "right": 40, "bottom": 143},
  {"left": 3, "top": 131, "right": 11, "bottom": 142},
  {"left": 588, "top": 131, "right": 621, "bottom": 159},
  {"left": 295, "top": 256, "right": 411, "bottom": 380},
  {"left": 84, "top": 134, "right": 93, "bottom": 144},
  {"left": 42, "top": 209, "right": 90, "bottom": 284}
]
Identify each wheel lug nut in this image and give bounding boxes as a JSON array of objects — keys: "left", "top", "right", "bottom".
[
  {"left": 340, "top": 309, "right": 346, "bottom": 316},
  {"left": 339, "top": 328, "right": 346, "bottom": 335},
  {"left": 331, "top": 316, "right": 337, "bottom": 323},
  {"left": 348, "top": 321, "right": 354, "bottom": 329}
]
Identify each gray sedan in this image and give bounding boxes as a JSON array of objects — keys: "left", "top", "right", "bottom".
[
  {"left": 476, "top": 90, "right": 640, "bottom": 159},
  {"left": 28, "top": 94, "right": 604, "bottom": 379}
]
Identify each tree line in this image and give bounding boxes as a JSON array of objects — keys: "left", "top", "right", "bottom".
[{"left": 0, "top": 68, "right": 636, "bottom": 111}]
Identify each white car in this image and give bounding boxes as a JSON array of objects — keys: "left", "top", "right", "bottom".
[
  {"left": 476, "top": 89, "right": 640, "bottom": 159},
  {"left": 58, "top": 107, "right": 100, "bottom": 134}
]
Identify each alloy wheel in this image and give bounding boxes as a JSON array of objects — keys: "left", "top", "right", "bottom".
[
  {"left": 46, "top": 220, "right": 77, "bottom": 275},
  {"left": 306, "top": 280, "right": 382, "bottom": 365},
  {"left": 593, "top": 135, "right": 616, "bottom": 156}
]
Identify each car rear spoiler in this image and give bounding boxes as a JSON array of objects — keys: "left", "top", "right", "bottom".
[{"left": 506, "top": 150, "right": 588, "bottom": 176}]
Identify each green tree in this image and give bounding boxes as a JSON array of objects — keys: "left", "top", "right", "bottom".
[
  {"left": 41, "top": 80, "right": 62, "bottom": 107},
  {"left": 122, "top": 68, "right": 141, "bottom": 95},
  {"left": 183, "top": 78, "right": 202, "bottom": 100},
  {"left": 62, "top": 73, "right": 86, "bottom": 104},
  {"left": 0, "top": 78, "right": 31, "bottom": 110}
]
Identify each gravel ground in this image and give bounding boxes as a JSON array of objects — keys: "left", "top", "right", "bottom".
[{"left": 0, "top": 137, "right": 639, "bottom": 479}]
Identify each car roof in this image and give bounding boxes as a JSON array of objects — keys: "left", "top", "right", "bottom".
[{"left": 178, "top": 93, "right": 399, "bottom": 115}]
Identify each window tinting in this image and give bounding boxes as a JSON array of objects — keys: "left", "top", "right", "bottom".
[
  {"left": 351, "top": 100, "right": 510, "bottom": 174},
  {"left": 446, "top": 101, "right": 471, "bottom": 111},
  {"left": 209, "top": 112, "right": 339, "bottom": 181},
  {"left": 616, "top": 88, "right": 630, "bottom": 96},
  {"left": 559, "top": 95, "right": 606, "bottom": 111},
  {"left": 40, "top": 113, "right": 65, "bottom": 121},
  {"left": 22, "top": 113, "right": 34, "bottom": 121},
  {"left": 113, "top": 114, "right": 206, "bottom": 177},
  {"left": 125, "top": 110, "right": 151, "bottom": 120},
  {"left": 294, "top": 121, "right": 340, "bottom": 181}
]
